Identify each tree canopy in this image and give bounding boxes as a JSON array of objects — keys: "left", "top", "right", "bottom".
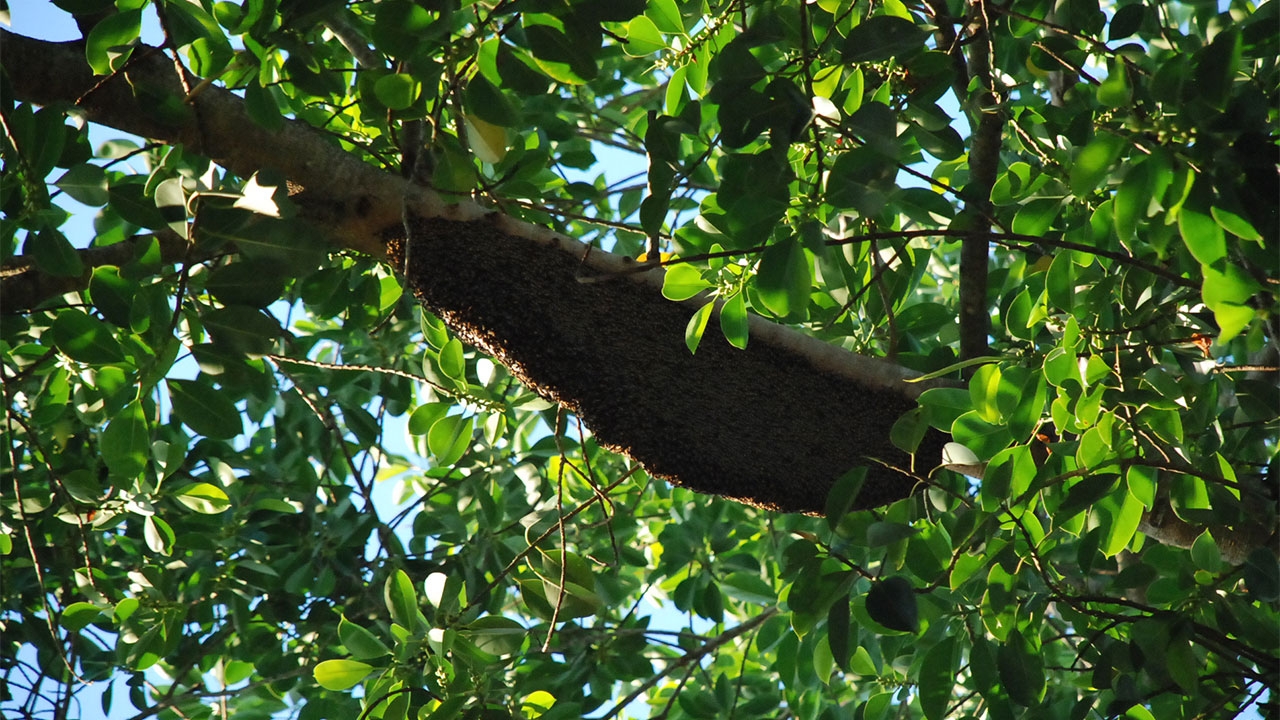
[{"left": 2, "top": 1, "right": 1277, "bottom": 719}]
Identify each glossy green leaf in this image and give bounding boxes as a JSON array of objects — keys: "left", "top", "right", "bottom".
[
  {"left": 428, "top": 413, "right": 474, "bottom": 467},
  {"left": 951, "top": 411, "right": 1013, "bottom": 461},
  {"left": 1190, "top": 531, "right": 1222, "bottom": 573},
  {"left": 755, "top": 239, "right": 811, "bottom": 319},
  {"left": 339, "top": 616, "right": 392, "bottom": 660},
  {"left": 204, "top": 261, "right": 287, "bottom": 309},
  {"left": 825, "top": 466, "right": 867, "bottom": 529},
  {"left": 1179, "top": 183, "right": 1226, "bottom": 266},
  {"left": 919, "top": 637, "right": 956, "bottom": 720},
  {"left": 173, "top": 483, "right": 231, "bottom": 514},
  {"left": 684, "top": 300, "right": 714, "bottom": 354},
  {"left": 313, "top": 659, "right": 373, "bottom": 691},
  {"left": 50, "top": 309, "right": 124, "bottom": 364},
  {"left": 102, "top": 399, "right": 148, "bottom": 479},
  {"left": 163, "top": 0, "right": 234, "bottom": 75},
  {"left": 718, "top": 292, "right": 748, "bottom": 349},
  {"left": 466, "top": 74, "right": 519, "bottom": 127},
  {"left": 385, "top": 569, "right": 420, "bottom": 630},
  {"left": 29, "top": 228, "right": 85, "bottom": 279},
  {"left": 624, "top": 15, "right": 665, "bottom": 56},
  {"left": 167, "top": 379, "right": 242, "bottom": 440},
  {"left": 439, "top": 337, "right": 466, "bottom": 381},
  {"left": 1244, "top": 549, "right": 1280, "bottom": 602},
  {"left": 143, "top": 515, "right": 175, "bottom": 556},
  {"left": 55, "top": 163, "right": 109, "bottom": 206},
  {"left": 662, "top": 264, "right": 712, "bottom": 301},
  {"left": 1011, "top": 198, "right": 1060, "bottom": 237},
  {"left": 61, "top": 602, "right": 106, "bottom": 632},
  {"left": 1100, "top": 489, "right": 1144, "bottom": 557},
  {"left": 203, "top": 306, "right": 280, "bottom": 356},
  {"left": 998, "top": 629, "right": 1045, "bottom": 706},
  {"left": 85, "top": 9, "right": 141, "bottom": 74},
  {"left": 375, "top": 73, "right": 421, "bottom": 111}
]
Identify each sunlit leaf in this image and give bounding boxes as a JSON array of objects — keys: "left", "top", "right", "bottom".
[{"left": 313, "top": 659, "right": 373, "bottom": 691}]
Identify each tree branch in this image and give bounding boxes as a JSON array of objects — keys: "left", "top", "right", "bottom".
[{"left": 1, "top": 29, "right": 945, "bottom": 514}]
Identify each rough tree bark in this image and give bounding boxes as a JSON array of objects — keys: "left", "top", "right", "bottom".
[{"left": 1, "top": 30, "right": 949, "bottom": 514}]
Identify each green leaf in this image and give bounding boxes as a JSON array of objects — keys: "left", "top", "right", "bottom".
[
  {"left": 951, "top": 411, "right": 1013, "bottom": 461},
  {"left": 998, "top": 629, "right": 1045, "bottom": 706},
  {"left": 1179, "top": 183, "right": 1226, "bottom": 266},
  {"left": 61, "top": 602, "right": 106, "bottom": 632},
  {"left": 841, "top": 16, "right": 927, "bottom": 62},
  {"left": 662, "top": 264, "right": 712, "bottom": 301},
  {"left": 174, "top": 483, "right": 231, "bottom": 514},
  {"left": 1100, "top": 489, "right": 1144, "bottom": 557},
  {"left": 684, "top": 300, "right": 714, "bottom": 354},
  {"left": 825, "top": 466, "right": 867, "bottom": 528},
  {"left": 87, "top": 266, "right": 135, "bottom": 326},
  {"left": 827, "top": 594, "right": 851, "bottom": 671},
  {"left": 1011, "top": 197, "right": 1060, "bottom": 237},
  {"left": 55, "top": 163, "right": 109, "bottom": 206},
  {"left": 755, "top": 239, "right": 811, "bottom": 319},
  {"left": 154, "top": 177, "right": 189, "bottom": 236},
  {"left": 718, "top": 292, "right": 748, "bottom": 349},
  {"left": 1190, "top": 531, "right": 1222, "bottom": 573},
  {"left": 919, "top": 637, "right": 956, "bottom": 720},
  {"left": 85, "top": 9, "right": 142, "bottom": 75},
  {"left": 1070, "top": 134, "right": 1124, "bottom": 197},
  {"left": 102, "top": 400, "right": 149, "bottom": 479},
  {"left": 1125, "top": 465, "right": 1157, "bottom": 509},
  {"left": 1210, "top": 202, "right": 1262, "bottom": 242},
  {"left": 624, "top": 15, "right": 665, "bottom": 57},
  {"left": 889, "top": 408, "right": 928, "bottom": 454},
  {"left": 1201, "top": 261, "right": 1261, "bottom": 307},
  {"left": 204, "top": 261, "right": 287, "bottom": 309},
  {"left": 50, "top": 309, "right": 124, "bottom": 365},
  {"left": 465, "top": 74, "right": 519, "bottom": 127},
  {"left": 385, "top": 569, "right": 420, "bottom": 630},
  {"left": 466, "top": 616, "right": 527, "bottom": 657},
  {"left": 244, "top": 81, "right": 284, "bottom": 131},
  {"left": 203, "top": 306, "right": 281, "bottom": 356},
  {"left": 969, "top": 363, "right": 1003, "bottom": 424},
  {"left": 30, "top": 228, "right": 85, "bottom": 279},
  {"left": 918, "top": 387, "right": 971, "bottom": 430},
  {"left": 439, "top": 337, "right": 466, "bottom": 381},
  {"left": 375, "top": 73, "right": 420, "bottom": 110},
  {"left": 339, "top": 616, "right": 392, "bottom": 660},
  {"left": 428, "top": 414, "right": 474, "bottom": 467},
  {"left": 1109, "top": 5, "right": 1145, "bottom": 40},
  {"left": 646, "top": 0, "right": 682, "bottom": 33},
  {"left": 1193, "top": 28, "right": 1241, "bottom": 110},
  {"left": 313, "top": 659, "right": 373, "bottom": 691},
  {"left": 168, "top": 378, "right": 243, "bottom": 440},
  {"left": 1244, "top": 549, "right": 1280, "bottom": 602},
  {"left": 162, "top": 0, "right": 234, "bottom": 75},
  {"left": 143, "top": 515, "right": 175, "bottom": 556},
  {"left": 864, "top": 576, "right": 918, "bottom": 634},
  {"left": 1123, "top": 704, "right": 1157, "bottom": 720}
]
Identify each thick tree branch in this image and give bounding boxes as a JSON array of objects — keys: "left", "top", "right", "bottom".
[
  {"left": 958, "top": 1, "right": 1002, "bottom": 366},
  {"left": 1, "top": 231, "right": 193, "bottom": 311},
  {"left": 1, "top": 29, "right": 945, "bottom": 514}
]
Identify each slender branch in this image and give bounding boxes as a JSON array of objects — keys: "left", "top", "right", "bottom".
[{"left": 599, "top": 608, "right": 780, "bottom": 720}]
